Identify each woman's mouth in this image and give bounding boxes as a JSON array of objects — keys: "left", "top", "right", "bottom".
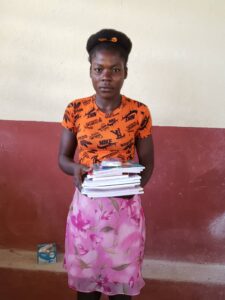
[{"left": 99, "top": 86, "right": 113, "bottom": 92}]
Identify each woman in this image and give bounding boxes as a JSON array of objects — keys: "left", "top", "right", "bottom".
[{"left": 58, "top": 29, "right": 154, "bottom": 300}]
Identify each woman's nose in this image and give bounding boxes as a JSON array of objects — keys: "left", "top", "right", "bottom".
[{"left": 102, "top": 69, "right": 112, "bottom": 80}]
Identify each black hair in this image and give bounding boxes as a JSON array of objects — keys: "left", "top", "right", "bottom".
[{"left": 86, "top": 29, "right": 132, "bottom": 65}]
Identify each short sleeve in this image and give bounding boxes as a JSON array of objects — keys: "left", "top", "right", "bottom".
[
  {"left": 61, "top": 101, "right": 77, "bottom": 133},
  {"left": 136, "top": 104, "right": 152, "bottom": 138}
]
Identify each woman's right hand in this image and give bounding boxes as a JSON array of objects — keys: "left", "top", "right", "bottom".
[{"left": 73, "top": 164, "right": 92, "bottom": 192}]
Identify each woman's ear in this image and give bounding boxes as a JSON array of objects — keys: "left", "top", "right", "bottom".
[
  {"left": 124, "top": 66, "right": 128, "bottom": 79},
  {"left": 89, "top": 65, "right": 92, "bottom": 78}
]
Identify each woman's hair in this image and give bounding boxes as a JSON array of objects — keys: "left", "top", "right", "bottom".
[{"left": 86, "top": 29, "right": 132, "bottom": 65}]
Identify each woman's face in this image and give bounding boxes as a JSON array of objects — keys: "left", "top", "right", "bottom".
[{"left": 90, "top": 49, "right": 127, "bottom": 99}]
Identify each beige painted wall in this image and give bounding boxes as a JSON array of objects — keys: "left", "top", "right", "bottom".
[{"left": 1, "top": 0, "right": 225, "bottom": 127}]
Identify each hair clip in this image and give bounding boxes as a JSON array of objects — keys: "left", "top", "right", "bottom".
[{"left": 98, "top": 37, "right": 118, "bottom": 43}]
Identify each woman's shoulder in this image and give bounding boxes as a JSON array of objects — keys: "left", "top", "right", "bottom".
[
  {"left": 123, "top": 95, "right": 150, "bottom": 110},
  {"left": 66, "top": 96, "right": 93, "bottom": 109},
  {"left": 64, "top": 96, "right": 94, "bottom": 118}
]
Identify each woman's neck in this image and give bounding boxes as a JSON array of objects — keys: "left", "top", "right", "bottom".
[{"left": 95, "top": 94, "right": 122, "bottom": 114}]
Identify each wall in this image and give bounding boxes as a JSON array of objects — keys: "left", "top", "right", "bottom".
[
  {"left": 1, "top": 0, "right": 225, "bottom": 127},
  {"left": 0, "top": 121, "right": 225, "bottom": 264},
  {"left": 1, "top": 0, "right": 225, "bottom": 265}
]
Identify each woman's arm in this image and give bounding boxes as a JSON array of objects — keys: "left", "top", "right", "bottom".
[
  {"left": 135, "top": 135, "right": 154, "bottom": 187},
  {"left": 58, "top": 128, "right": 77, "bottom": 175},
  {"left": 58, "top": 128, "right": 90, "bottom": 191}
]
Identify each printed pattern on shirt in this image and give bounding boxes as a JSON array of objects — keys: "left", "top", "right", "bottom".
[{"left": 62, "top": 95, "right": 152, "bottom": 166}]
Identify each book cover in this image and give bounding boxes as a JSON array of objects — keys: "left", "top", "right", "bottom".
[
  {"left": 82, "top": 187, "right": 144, "bottom": 198},
  {"left": 90, "top": 162, "right": 145, "bottom": 175},
  {"left": 83, "top": 175, "right": 141, "bottom": 187}
]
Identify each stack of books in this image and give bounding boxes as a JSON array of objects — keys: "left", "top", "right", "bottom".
[{"left": 81, "top": 161, "right": 145, "bottom": 198}]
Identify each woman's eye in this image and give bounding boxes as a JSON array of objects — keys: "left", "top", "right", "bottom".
[
  {"left": 94, "top": 68, "right": 102, "bottom": 73},
  {"left": 112, "top": 68, "right": 121, "bottom": 73}
]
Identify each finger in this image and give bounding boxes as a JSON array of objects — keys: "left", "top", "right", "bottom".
[
  {"left": 77, "top": 184, "right": 82, "bottom": 192},
  {"left": 81, "top": 166, "right": 92, "bottom": 174},
  {"left": 76, "top": 182, "right": 82, "bottom": 192},
  {"left": 74, "top": 174, "right": 82, "bottom": 190},
  {"left": 73, "top": 178, "right": 79, "bottom": 189}
]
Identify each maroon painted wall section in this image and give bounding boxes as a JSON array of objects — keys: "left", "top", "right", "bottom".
[{"left": 0, "top": 120, "right": 225, "bottom": 263}]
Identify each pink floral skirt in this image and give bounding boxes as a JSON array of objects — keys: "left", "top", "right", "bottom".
[{"left": 63, "top": 189, "right": 146, "bottom": 296}]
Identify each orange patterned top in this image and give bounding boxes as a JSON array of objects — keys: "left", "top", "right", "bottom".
[{"left": 61, "top": 95, "right": 152, "bottom": 166}]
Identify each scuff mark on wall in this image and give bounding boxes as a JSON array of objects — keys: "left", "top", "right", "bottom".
[{"left": 209, "top": 212, "right": 225, "bottom": 239}]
